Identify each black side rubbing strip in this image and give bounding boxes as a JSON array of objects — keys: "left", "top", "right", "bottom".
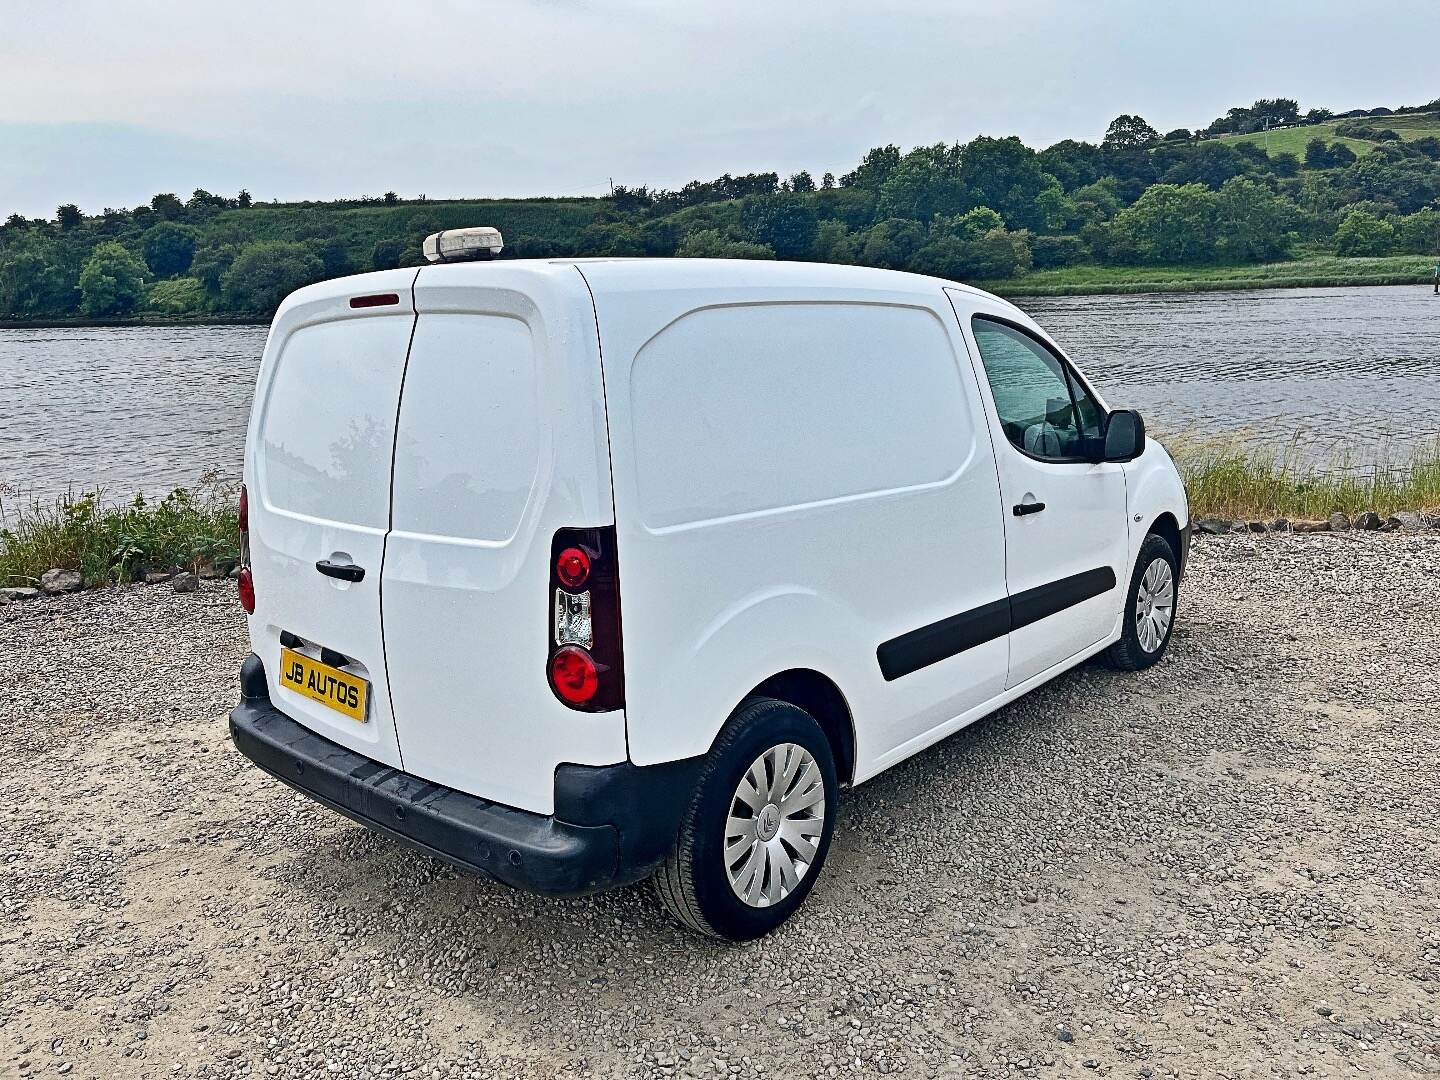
[
  {"left": 877, "top": 598, "right": 1011, "bottom": 682},
  {"left": 1008, "top": 566, "right": 1116, "bottom": 632},
  {"left": 876, "top": 567, "right": 1117, "bottom": 681}
]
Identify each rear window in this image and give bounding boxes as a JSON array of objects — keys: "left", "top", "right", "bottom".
[
  {"left": 258, "top": 316, "right": 413, "bottom": 528},
  {"left": 390, "top": 313, "right": 540, "bottom": 544},
  {"left": 628, "top": 302, "right": 971, "bottom": 529}
]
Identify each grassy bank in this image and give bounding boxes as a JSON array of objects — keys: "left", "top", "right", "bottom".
[
  {"left": 0, "top": 481, "right": 239, "bottom": 589},
  {"left": 983, "top": 254, "right": 1438, "bottom": 297},
  {"left": 3, "top": 441, "right": 1438, "bottom": 591},
  {"left": 1168, "top": 437, "right": 1440, "bottom": 521}
]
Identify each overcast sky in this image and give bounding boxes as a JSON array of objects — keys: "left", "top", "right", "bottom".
[{"left": 2, "top": 0, "right": 1436, "bottom": 218}]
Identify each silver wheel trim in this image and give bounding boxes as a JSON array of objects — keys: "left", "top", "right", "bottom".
[
  {"left": 1134, "top": 557, "right": 1175, "bottom": 654},
  {"left": 724, "top": 742, "right": 826, "bottom": 908}
]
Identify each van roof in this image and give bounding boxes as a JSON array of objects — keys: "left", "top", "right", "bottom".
[{"left": 443, "top": 257, "right": 1016, "bottom": 311}]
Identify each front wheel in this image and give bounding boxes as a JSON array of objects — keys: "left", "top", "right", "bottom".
[
  {"left": 1103, "top": 533, "right": 1179, "bottom": 671},
  {"left": 655, "top": 697, "right": 837, "bottom": 941}
]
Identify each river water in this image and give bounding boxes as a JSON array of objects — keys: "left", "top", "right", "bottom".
[{"left": 2, "top": 285, "right": 1437, "bottom": 502}]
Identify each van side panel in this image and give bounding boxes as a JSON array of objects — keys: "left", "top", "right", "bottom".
[
  {"left": 583, "top": 265, "right": 1009, "bottom": 777},
  {"left": 379, "top": 266, "right": 624, "bottom": 816}
]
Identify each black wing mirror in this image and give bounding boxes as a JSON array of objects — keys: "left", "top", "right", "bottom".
[{"left": 1101, "top": 409, "right": 1146, "bottom": 463}]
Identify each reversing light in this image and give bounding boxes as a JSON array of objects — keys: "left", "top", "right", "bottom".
[
  {"left": 554, "top": 589, "right": 593, "bottom": 649},
  {"left": 550, "top": 646, "right": 599, "bottom": 704},
  {"left": 556, "top": 546, "right": 591, "bottom": 589},
  {"left": 422, "top": 226, "right": 504, "bottom": 263}
]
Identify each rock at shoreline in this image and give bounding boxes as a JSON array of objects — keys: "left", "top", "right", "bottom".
[
  {"left": 39, "top": 569, "right": 83, "bottom": 594},
  {"left": 1352, "top": 511, "right": 1383, "bottom": 531},
  {"left": 1246, "top": 521, "right": 1267, "bottom": 533},
  {"left": 1391, "top": 511, "right": 1428, "bottom": 530},
  {"left": 1195, "top": 518, "right": 1233, "bottom": 536},
  {"left": 144, "top": 570, "right": 174, "bottom": 585},
  {"left": 171, "top": 571, "right": 199, "bottom": 594},
  {"left": 1292, "top": 520, "right": 1331, "bottom": 533},
  {"left": 1270, "top": 519, "right": 1291, "bottom": 532},
  {"left": 1328, "top": 512, "right": 1351, "bottom": 531},
  {"left": 0, "top": 586, "right": 41, "bottom": 603}
]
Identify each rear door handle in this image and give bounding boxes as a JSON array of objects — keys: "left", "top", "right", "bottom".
[
  {"left": 1012, "top": 501, "right": 1046, "bottom": 517},
  {"left": 315, "top": 559, "right": 365, "bottom": 582}
]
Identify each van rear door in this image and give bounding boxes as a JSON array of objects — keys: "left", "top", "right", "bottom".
[
  {"left": 245, "top": 272, "right": 417, "bottom": 768},
  {"left": 378, "top": 266, "right": 626, "bottom": 817}
]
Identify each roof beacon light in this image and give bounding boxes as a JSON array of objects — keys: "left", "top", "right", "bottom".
[{"left": 423, "top": 226, "right": 504, "bottom": 263}]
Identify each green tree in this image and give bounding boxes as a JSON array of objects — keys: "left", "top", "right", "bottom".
[
  {"left": 876, "top": 144, "right": 966, "bottom": 221},
  {"left": 1396, "top": 208, "right": 1440, "bottom": 254},
  {"left": 858, "top": 217, "right": 926, "bottom": 268},
  {"left": 222, "top": 241, "right": 324, "bottom": 313},
  {"left": 146, "top": 277, "right": 207, "bottom": 314},
  {"left": 741, "top": 194, "right": 819, "bottom": 258},
  {"left": 236, "top": 189, "right": 253, "bottom": 209},
  {"left": 191, "top": 243, "right": 238, "bottom": 294},
  {"left": 371, "top": 239, "right": 404, "bottom": 270},
  {"left": 674, "top": 229, "right": 774, "bottom": 259},
  {"left": 840, "top": 145, "right": 902, "bottom": 190},
  {"left": 910, "top": 228, "right": 1032, "bottom": 281},
  {"left": 1109, "top": 183, "right": 1216, "bottom": 263},
  {"left": 1333, "top": 208, "right": 1395, "bottom": 255},
  {"left": 1102, "top": 114, "right": 1160, "bottom": 150},
  {"left": 788, "top": 170, "right": 816, "bottom": 193},
  {"left": 1037, "top": 140, "right": 1105, "bottom": 192},
  {"left": 142, "top": 222, "right": 201, "bottom": 277},
  {"left": 149, "top": 192, "right": 185, "bottom": 219},
  {"left": 56, "top": 204, "right": 83, "bottom": 230},
  {"left": 1212, "top": 177, "right": 1293, "bottom": 262},
  {"left": 956, "top": 136, "right": 1061, "bottom": 230},
  {"left": 79, "top": 242, "right": 146, "bottom": 316}
]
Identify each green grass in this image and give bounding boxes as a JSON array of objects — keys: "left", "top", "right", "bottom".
[
  {"left": 1169, "top": 436, "right": 1440, "bottom": 521},
  {"left": 981, "top": 253, "right": 1438, "bottom": 296},
  {"left": 0, "top": 477, "right": 240, "bottom": 589},
  {"left": 1217, "top": 110, "right": 1440, "bottom": 158}
]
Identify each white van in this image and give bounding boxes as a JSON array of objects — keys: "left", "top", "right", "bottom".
[{"left": 229, "top": 231, "right": 1189, "bottom": 941}]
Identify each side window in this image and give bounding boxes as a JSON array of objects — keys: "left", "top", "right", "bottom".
[{"left": 971, "top": 317, "right": 1100, "bottom": 461}]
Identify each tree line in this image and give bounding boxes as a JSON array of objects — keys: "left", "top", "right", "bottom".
[{"left": 4, "top": 96, "right": 1440, "bottom": 321}]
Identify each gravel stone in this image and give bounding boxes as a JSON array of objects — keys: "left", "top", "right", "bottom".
[
  {"left": 38, "top": 568, "right": 83, "bottom": 594},
  {"left": 2, "top": 535, "right": 1439, "bottom": 1079}
]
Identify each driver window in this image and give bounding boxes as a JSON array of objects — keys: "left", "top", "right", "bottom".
[{"left": 972, "top": 317, "right": 1097, "bottom": 460}]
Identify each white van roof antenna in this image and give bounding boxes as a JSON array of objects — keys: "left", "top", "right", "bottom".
[{"left": 423, "top": 227, "right": 504, "bottom": 263}]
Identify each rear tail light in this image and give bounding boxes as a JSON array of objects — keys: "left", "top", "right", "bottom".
[
  {"left": 547, "top": 526, "right": 623, "bottom": 711},
  {"left": 237, "top": 567, "right": 255, "bottom": 614},
  {"left": 237, "top": 483, "right": 254, "bottom": 614},
  {"left": 550, "top": 646, "right": 599, "bottom": 705}
]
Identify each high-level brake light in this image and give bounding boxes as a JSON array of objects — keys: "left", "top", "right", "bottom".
[{"left": 422, "top": 227, "right": 504, "bottom": 263}]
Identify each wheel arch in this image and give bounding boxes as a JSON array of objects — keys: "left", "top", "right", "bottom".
[{"left": 745, "top": 669, "right": 857, "bottom": 787}]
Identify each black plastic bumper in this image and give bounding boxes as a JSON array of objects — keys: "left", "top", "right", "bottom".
[{"left": 228, "top": 654, "right": 700, "bottom": 896}]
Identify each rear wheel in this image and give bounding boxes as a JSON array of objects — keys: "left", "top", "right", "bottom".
[
  {"left": 655, "top": 697, "right": 837, "bottom": 941},
  {"left": 1104, "top": 532, "right": 1178, "bottom": 671}
]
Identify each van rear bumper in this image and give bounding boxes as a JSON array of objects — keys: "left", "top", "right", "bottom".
[{"left": 228, "top": 654, "right": 700, "bottom": 896}]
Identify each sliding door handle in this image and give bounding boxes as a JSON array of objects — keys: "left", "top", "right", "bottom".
[{"left": 1012, "top": 500, "right": 1046, "bottom": 517}]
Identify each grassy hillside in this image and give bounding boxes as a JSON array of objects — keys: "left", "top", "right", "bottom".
[
  {"left": 981, "top": 253, "right": 1437, "bottom": 296},
  {"left": 1219, "top": 111, "right": 1440, "bottom": 158}
]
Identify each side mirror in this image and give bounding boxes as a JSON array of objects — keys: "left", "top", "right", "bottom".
[{"left": 1102, "top": 409, "right": 1146, "bottom": 462}]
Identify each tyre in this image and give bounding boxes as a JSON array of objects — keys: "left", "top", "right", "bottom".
[
  {"left": 655, "top": 697, "right": 838, "bottom": 941},
  {"left": 1103, "top": 532, "right": 1179, "bottom": 671}
]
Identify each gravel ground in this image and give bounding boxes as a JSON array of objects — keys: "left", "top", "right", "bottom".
[{"left": 2, "top": 533, "right": 1439, "bottom": 1080}]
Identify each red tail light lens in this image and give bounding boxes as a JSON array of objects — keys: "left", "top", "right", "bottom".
[
  {"left": 550, "top": 646, "right": 599, "bottom": 704},
  {"left": 547, "top": 526, "right": 623, "bottom": 711},
  {"left": 237, "top": 567, "right": 255, "bottom": 614},
  {"left": 238, "top": 484, "right": 249, "bottom": 533},
  {"left": 555, "top": 546, "right": 591, "bottom": 589}
]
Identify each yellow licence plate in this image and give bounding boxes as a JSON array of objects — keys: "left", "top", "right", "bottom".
[{"left": 279, "top": 647, "right": 369, "bottom": 724}]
